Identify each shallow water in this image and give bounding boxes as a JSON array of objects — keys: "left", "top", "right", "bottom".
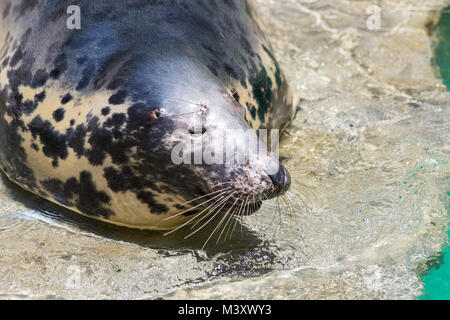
[
  {"left": 0, "top": 0, "right": 449, "bottom": 299},
  {"left": 418, "top": 5, "right": 450, "bottom": 300}
]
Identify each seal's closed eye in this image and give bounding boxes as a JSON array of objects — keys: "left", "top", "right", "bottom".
[{"left": 188, "top": 127, "right": 207, "bottom": 135}]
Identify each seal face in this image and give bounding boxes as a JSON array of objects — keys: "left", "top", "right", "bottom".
[{"left": 0, "top": 0, "right": 296, "bottom": 230}]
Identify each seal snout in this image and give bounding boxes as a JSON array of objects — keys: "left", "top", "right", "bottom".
[{"left": 268, "top": 164, "right": 291, "bottom": 197}]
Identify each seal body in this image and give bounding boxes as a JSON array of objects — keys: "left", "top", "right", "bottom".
[{"left": 0, "top": 0, "right": 296, "bottom": 230}]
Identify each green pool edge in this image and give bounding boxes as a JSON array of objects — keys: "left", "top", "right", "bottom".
[
  {"left": 420, "top": 228, "right": 450, "bottom": 300},
  {"left": 433, "top": 7, "right": 450, "bottom": 90},
  {"left": 417, "top": 7, "right": 450, "bottom": 300}
]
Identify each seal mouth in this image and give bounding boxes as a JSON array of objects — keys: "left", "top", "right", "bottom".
[
  {"left": 191, "top": 164, "right": 289, "bottom": 219},
  {"left": 232, "top": 199, "right": 263, "bottom": 216},
  {"left": 216, "top": 195, "right": 263, "bottom": 216},
  {"left": 190, "top": 182, "right": 265, "bottom": 217}
]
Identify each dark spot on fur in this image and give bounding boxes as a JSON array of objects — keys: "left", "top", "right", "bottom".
[
  {"left": 50, "top": 53, "right": 68, "bottom": 79},
  {"left": 31, "top": 69, "right": 49, "bottom": 88},
  {"left": 28, "top": 115, "right": 68, "bottom": 164},
  {"left": 232, "top": 90, "right": 240, "bottom": 102},
  {"left": 0, "top": 90, "right": 37, "bottom": 189},
  {"left": 1, "top": 57, "right": 9, "bottom": 68},
  {"left": 247, "top": 102, "right": 257, "bottom": 120},
  {"left": 250, "top": 67, "right": 273, "bottom": 122},
  {"left": 101, "top": 106, "right": 110, "bottom": 116},
  {"left": 61, "top": 93, "right": 73, "bottom": 104},
  {"left": 74, "top": 171, "right": 113, "bottom": 217},
  {"left": 40, "top": 178, "right": 68, "bottom": 205},
  {"left": 85, "top": 118, "right": 113, "bottom": 165},
  {"left": 41, "top": 171, "right": 113, "bottom": 218},
  {"left": 10, "top": 49, "right": 24, "bottom": 67},
  {"left": 105, "top": 113, "right": 126, "bottom": 128},
  {"left": 137, "top": 191, "right": 169, "bottom": 214},
  {"left": 126, "top": 103, "right": 153, "bottom": 131},
  {"left": 53, "top": 108, "right": 65, "bottom": 122},
  {"left": 34, "top": 91, "right": 46, "bottom": 103},
  {"left": 224, "top": 63, "right": 238, "bottom": 80},
  {"left": 31, "top": 143, "right": 39, "bottom": 151},
  {"left": 14, "top": 0, "right": 39, "bottom": 19},
  {"left": 76, "top": 62, "right": 96, "bottom": 90},
  {"left": 109, "top": 90, "right": 128, "bottom": 105},
  {"left": 104, "top": 166, "right": 133, "bottom": 192},
  {"left": 67, "top": 123, "right": 87, "bottom": 158},
  {"left": 208, "top": 65, "right": 218, "bottom": 77},
  {"left": 21, "top": 100, "right": 38, "bottom": 115},
  {"left": 107, "top": 79, "right": 123, "bottom": 91}
]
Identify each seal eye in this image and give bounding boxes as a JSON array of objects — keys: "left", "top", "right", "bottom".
[{"left": 149, "top": 109, "right": 161, "bottom": 122}]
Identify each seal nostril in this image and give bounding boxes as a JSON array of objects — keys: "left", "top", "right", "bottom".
[{"left": 268, "top": 165, "right": 290, "bottom": 194}]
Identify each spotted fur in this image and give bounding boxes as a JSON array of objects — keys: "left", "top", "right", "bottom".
[{"left": 0, "top": 0, "right": 295, "bottom": 230}]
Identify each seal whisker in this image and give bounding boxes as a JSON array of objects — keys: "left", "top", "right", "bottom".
[
  {"left": 224, "top": 198, "right": 245, "bottom": 241},
  {"left": 163, "top": 194, "right": 227, "bottom": 236},
  {"left": 281, "top": 193, "right": 294, "bottom": 218},
  {"left": 241, "top": 189, "right": 255, "bottom": 237},
  {"left": 185, "top": 191, "right": 237, "bottom": 240},
  {"left": 280, "top": 193, "right": 308, "bottom": 246},
  {"left": 241, "top": 194, "right": 252, "bottom": 237},
  {"left": 188, "top": 190, "right": 234, "bottom": 230},
  {"left": 240, "top": 195, "right": 248, "bottom": 217},
  {"left": 285, "top": 190, "right": 301, "bottom": 211},
  {"left": 270, "top": 194, "right": 280, "bottom": 226},
  {"left": 280, "top": 194, "right": 295, "bottom": 231},
  {"left": 201, "top": 197, "right": 240, "bottom": 249},
  {"left": 256, "top": 193, "right": 265, "bottom": 223},
  {"left": 287, "top": 195, "right": 299, "bottom": 229},
  {"left": 229, "top": 196, "right": 248, "bottom": 240},
  {"left": 179, "top": 187, "right": 231, "bottom": 206},
  {"left": 288, "top": 183, "right": 315, "bottom": 210},
  {"left": 278, "top": 196, "right": 284, "bottom": 229},
  {"left": 251, "top": 194, "right": 256, "bottom": 214},
  {"left": 230, "top": 197, "right": 248, "bottom": 240},
  {"left": 217, "top": 196, "right": 243, "bottom": 244},
  {"left": 272, "top": 196, "right": 283, "bottom": 238},
  {"left": 230, "top": 213, "right": 241, "bottom": 241},
  {"left": 232, "top": 194, "right": 249, "bottom": 240},
  {"left": 163, "top": 189, "right": 230, "bottom": 221}
]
